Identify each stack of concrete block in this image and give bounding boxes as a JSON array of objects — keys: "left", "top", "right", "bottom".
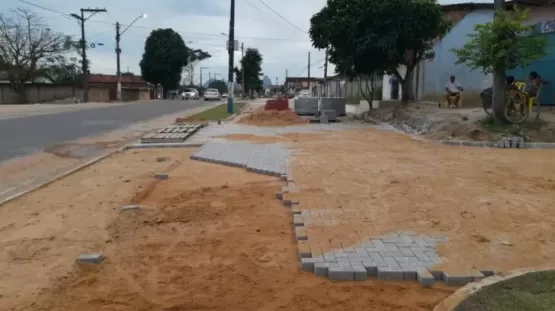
[
  {"left": 294, "top": 97, "right": 319, "bottom": 115},
  {"left": 320, "top": 97, "right": 347, "bottom": 116},
  {"left": 321, "top": 110, "right": 337, "bottom": 122}
]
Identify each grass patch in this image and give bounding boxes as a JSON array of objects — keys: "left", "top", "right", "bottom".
[
  {"left": 454, "top": 270, "right": 555, "bottom": 311},
  {"left": 189, "top": 102, "right": 246, "bottom": 121},
  {"left": 478, "top": 115, "right": 548, "bottom": 135}
]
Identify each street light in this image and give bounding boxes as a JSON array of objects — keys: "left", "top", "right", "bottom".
[{"left": 116, "top": 13, "right": 147, "bottom": 101}]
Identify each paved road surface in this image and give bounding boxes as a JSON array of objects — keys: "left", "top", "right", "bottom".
[{"left": 0, "top": 99, "right": 214, "bottom": 162}]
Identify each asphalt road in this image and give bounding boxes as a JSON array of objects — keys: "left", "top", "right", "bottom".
[{"left": 0, "top": 99, "right": 214, "bottom": 162}]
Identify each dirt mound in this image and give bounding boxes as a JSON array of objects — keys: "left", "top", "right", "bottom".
[{"left": 238, "top": 109, "right": 308, "bottom": 127}]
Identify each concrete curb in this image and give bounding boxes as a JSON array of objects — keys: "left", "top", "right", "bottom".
[
  {"left": 433, "top": 266, "right": 555, "bottom": 311},
  {"left": 125, "top": 142, "right": 204, "bottom": 150},
  {"left": 224, "top": 100, "right": 251, "bottom": 122},
  {"left": 439, "top": 139, "right": 555, "bottom": 149},
  {"left": 0, "top": 148, "right": 123, "bottom": 207}
]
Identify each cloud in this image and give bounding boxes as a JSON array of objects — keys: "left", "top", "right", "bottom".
[{"left": 2, "top": 0, "right": 493, "bottom": 84}]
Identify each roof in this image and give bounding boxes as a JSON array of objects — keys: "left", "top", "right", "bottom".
[
  {"left": 285, "top": 77, "right": 324, "bottom": 82},
  {"left": 441, "top": 0, "right": 552, "bottom": 11},
  {"left": 88, "top": 74, "right": 149, "bottom": 84}
]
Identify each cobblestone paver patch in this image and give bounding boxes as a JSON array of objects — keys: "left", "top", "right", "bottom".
[
  {"left": 141, "top": 123, "right": 206, "bottom": 144},
  {"left": 440, "top": 136, "right": 555, "bottom": 149},
  {"left": 191, "top": 141, "right": 290, "bottom": 176}
]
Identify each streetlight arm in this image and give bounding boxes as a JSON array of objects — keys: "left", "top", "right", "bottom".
[{"left": 120, "top": 14, "right": 146, "bottom": 36}]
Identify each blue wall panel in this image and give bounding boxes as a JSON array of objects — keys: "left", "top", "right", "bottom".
[{"left": 506, "top": 33, "right": 555, "bottom": 106}]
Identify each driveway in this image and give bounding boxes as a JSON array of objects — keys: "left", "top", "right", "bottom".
[{"left": 0, "top": 99, "right": 213, "bottom": 162}]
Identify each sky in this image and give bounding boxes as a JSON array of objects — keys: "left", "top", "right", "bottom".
[{"left": 2, "top": 0, "right": 493, "bottom": 86}]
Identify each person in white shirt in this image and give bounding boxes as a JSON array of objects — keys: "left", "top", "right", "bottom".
[{"left": 445, "top": 75, "right": 463, "bottom": 107}]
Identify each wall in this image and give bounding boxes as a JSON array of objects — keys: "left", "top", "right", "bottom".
[
  {"left": 507, "top": 5, "right": 555, "bottom": 106},
  {"left": 0, "top": 84, "right": 81, "bottom": 104},
  {"left": 421, "top": 9, "right": 494, "bottom": 103},
  {"left": 0, "top": 83, "right": 152, "bottom": 104}
]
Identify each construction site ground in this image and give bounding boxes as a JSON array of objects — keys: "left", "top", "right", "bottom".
[
  {"left": 365, "top": 101, "right": 555, "bottom": 142},
  {"left": 1, "top": 101, "right": 555, "bottom": 310}
]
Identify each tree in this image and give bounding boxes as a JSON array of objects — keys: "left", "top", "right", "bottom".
[
  {"left": 208, "top": 79, "right": 228, "bottom": 94},
  {"left": 0, "top": 9, "right": 73, "bottom": 103},
  {"left": 240, "top": 48, "right": 263, "bottom": 95},
  {"left": 310, "top": 0, "right": 449, "bottom": 104},
  {"left": 453, "top": 6, "right": 546, "bottom": 122},
  {"left": 182, "top": 48, "right": 211, "bottom": 86},
  {"left": 234, "top": 66, "right": 242, "bottom": 85},
  {"left": 37, "top": 40, "right": 88, "bottom": 84},
  {"left": 140, "top": 28, "right": 189, "bottom": 97}
]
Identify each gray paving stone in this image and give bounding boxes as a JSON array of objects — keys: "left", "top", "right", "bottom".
[
  {"left": 417, "top": 270, "right": 435, "bottom": 286},
  {"left": 314, "top": 262, "right": 331, "bottom": 276},
  {"left": 362, "top": 261, "right": 378, "bottom": 276},
  {"left": 121, "top": 204, "right": 141, "bottom": 211},
  {"left": 77, "top": 253, "right": 104, "bottom": 264},
  {"left": 301, "top": 257, "right": 325, "bottom": 272},
  {"left": 377, "top": 267, "right": 404, "bottom": 281},
  {"left": 154, "top": 173, "right": 169, "bottom": 180},
  {"left": 329, "top": 266, "right": 355, "bottom": 281},
  {"left": 443, "top": 272, "right": 476, "bottom": 286},
  {"left": 351, "top": 262, "right": 368, "bottom": 280}
]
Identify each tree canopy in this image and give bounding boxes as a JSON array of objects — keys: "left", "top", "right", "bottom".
[
  {"left": 140, "top": 28, "right": 189, "bottom": 94},
  {"left": 309, "top": 0, "right": 449, "bottom": 103},
  {"left": 240, "top": 48, "right": 263, "bottom": 94},
  {"left": 453, "top": 6, "right": 546, "bottom": 76},
  {"left": 0, "top": 8, "right": 73, "bottom": 102},
  {"left": 182, "top": 48, "right": 211, "bottom": 86}
]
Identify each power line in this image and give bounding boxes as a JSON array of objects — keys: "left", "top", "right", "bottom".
[
  {"left": 18, "top": 0, "right": 309, "bottom": 42},
  {"left": 242, "top": 0, "right": 264, "bottom": 14},
  {"left": 257, "top": 0, "right": 305, "bottom": 33},
  {"left": 292, "top": 58, "right": 325, "bottom": 77}
]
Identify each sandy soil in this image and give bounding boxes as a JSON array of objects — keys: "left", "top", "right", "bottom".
[
  {"left": 368, "top": 102, "right": 555, "bottom": 142},
  {"left": 270, "top": 128, "right": 555, "bottom": 276},
  {"left": 0, "top": 149, "right": 453, "bottom": 311},
  {"left": 237, "top": 108, "right": 309, "bottom": 127}
]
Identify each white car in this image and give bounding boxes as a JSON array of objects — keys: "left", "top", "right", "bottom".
[
  {"left": 204, "top": 88, "right": 221, "bottom": 101},
  {"left": 181, "top": 88, "right": 199, "bottom": 100},
  {"left": 222, "top": 93, "right": 228, "bottom": 98}
]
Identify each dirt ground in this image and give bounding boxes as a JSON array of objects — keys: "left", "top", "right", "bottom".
[
  {"left": 237, "top": 108, "right": 309, "bottom": 127},
  {"left": 256, "top": 127, "right": 555, "bottom": 276},
  {"left": 368, "top": 101, "right": 555, "bottom": 142},
  {"left": 0, "top": 148, "right": 453, "bottom": 311}
]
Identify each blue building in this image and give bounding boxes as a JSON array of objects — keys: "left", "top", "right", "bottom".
[{"left": 407, "top": 1, "right": 555, "bottom": 105}]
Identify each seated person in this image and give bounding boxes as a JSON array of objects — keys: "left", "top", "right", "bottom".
[
  {"left": 445, "top": 75, "right": 463, "bottom": 106},
  {"left": 524, "top": 71, "right": 547, "bottom": 109}
]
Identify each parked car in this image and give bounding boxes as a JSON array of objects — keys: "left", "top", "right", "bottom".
[
  {"left": 221, "top": 93, "right": 229, "bottom": 98},
  {"left": 181, "top": 88, "right": 199, "bottom": 100},
  {"left": 204, "top": 88, "right": 221, "bottom": 101}
]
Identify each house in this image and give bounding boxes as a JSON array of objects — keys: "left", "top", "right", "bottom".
[
  {"left": 88, "top": 74, "right": 155, "bottom": 102},
  {"left": 285, "top": 77, "right": 324, "bottom": 91},
  {"left": 383, "top": 0, "right": 555, "bottom": 105}
]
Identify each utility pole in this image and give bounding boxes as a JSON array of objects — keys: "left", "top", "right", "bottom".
[
  {"left": 72, "top": 8, "right": 107, "bottom": 103},
  {"left": 241, "top": 42, "right": 245, "bottom": 99},
  {"left": 227, "top": 0, "right": 236, "bottom": 113},
  {"left": 200, "top": 67, "right": 208, "bottom": 89},
  {"left": 307, "top": 51, "right": 311, "bottom": 90},
  {"left": 324, "top": 47, "right": 328, "bottom": 97},
  {"left": 115, "top": 22, "right": 122, "bottom": 101}
]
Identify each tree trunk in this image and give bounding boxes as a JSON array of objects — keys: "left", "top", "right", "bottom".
[
  {"left": 401, "top": 68, "right": 415, "bottom": 104},
  {"left": 492, "top": 68, "right": 508, "bottom": 122}
]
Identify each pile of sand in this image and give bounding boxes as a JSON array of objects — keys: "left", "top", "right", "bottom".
[{"left": 238, "top": 109, "right": 308, "bottom": 127}]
